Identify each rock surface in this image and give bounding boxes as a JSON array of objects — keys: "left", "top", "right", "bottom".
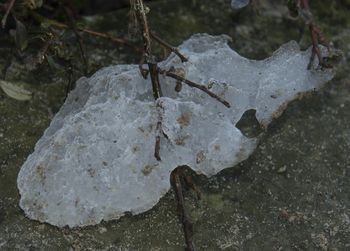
[{"left": 17, "top": 34, "right": 333, "bottom": 227}]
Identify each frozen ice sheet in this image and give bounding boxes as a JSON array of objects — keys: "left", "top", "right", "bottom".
[{"left": 17, "top": 34, "right": 333, "bottom": 227}]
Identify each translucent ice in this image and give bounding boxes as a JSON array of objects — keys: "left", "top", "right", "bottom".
[{"left": 17, "top": 34, "right": 333, "bottom": 227}]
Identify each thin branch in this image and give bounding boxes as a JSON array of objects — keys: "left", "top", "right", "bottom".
[
  {"left": 134, "top": 0, "right": 152, "bottom": 58},
  {"left": 149, "top": 61, "right": 163, "bottom": 98},
  {"left": 154, "top": 105, "right": 162, "bottom": 161},
  {"left": 138, "top": 52, "right": 148, "bottom": 79},
  {"left": 170, "top": 167, "right": 196, "bottom": 251},
  {"left": 159, "top": 68, "right": 231, "bottom": 108},
  {"left": 150, "top": 31, "right": 188, "bottom": 63},
  {"left": 1, "top": 0, "right": 16, "bottom": 28},
  {"left": 133, "top": 0, "right": 165, "bottom": 161},
  {"left": 133, "top": 0, "right": 163, "bottom": 99},
  {"left": 29, "top": 11, "right": 142, "bottom": 53},
  {"left": 78, "top": 27, "right": 142, "bottom": 53},
  {"left": 299, "top": 0, "right": 331, "bottom": 69}
]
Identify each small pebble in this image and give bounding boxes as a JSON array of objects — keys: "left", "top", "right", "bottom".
[{"left": 277, "top": 165, "right": 287, "bottom": 173}]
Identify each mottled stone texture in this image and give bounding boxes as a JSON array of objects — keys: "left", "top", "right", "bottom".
[{"left": 17, "top": 34, "right": 333, "bottom": 227}]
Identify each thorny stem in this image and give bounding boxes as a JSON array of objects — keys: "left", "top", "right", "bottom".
[
  {"left": 1, "top": 0, "right": 16, "bottom": 28},
  {"left": 78, "top": 27, "right": 142, "bottom": 53},
  {"left": 150, "top": 31, "right": 188, "bottom": 63},
  {"left": 159, "top": 68, "right": 231, "bottom": 108},
  {"left": 299, "top": 0, "right": 331, "bottom": 69}
]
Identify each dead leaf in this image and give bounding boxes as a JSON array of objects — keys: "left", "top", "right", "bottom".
[{"left": 0, "top": 80, "right": 32, "bottom": 101}]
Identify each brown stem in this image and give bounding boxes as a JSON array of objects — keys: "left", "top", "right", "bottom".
[
  {"left": 134, "top": 0, "right": 152, "bottom": 59},
  {"left": 133, "top": 0, "right": 163, "bottom": 99},
  {"left": 170, "top": 167, "right": 195, "bottom": 251},
  {"left": 160, "top": 69, "right": 231, "bottom": 108},
  {"left": 308, "top": 23, "right": 331, "bottom": 69},
  {"left": 154, "top": 121, "right": 162, "bottom": 161},
  {"left": 133, "top": 0, "right": 165, "bottom": 161},
  {"left": 150, "top": 31, "right": 188, "bottom": 63},
  {"left": 148, "top": 61, "right": 163, "bottom": 99},
  {"left": 29, "top": 11, "right": 142, "bottom": 53},
  {"left": 1, "top": 0, "right": 16, "bottom": 28},
  {"left": 77, "top": 28, "right": 141, "bottom": 53},
  {"left": 299, "top": 0, "right": 331, "bottom": 69},
  {"left": 138, "top": 52, "right": 149, "bottom": 79}
]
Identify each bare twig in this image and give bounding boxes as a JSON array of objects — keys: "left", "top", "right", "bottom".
[
  {"left": 159, "top": 68, "right": 231, "bottom": 108},
  {"left": 307, "top": 23, "right": 331, "bottom": 69},
  {"left": 150, "top": 31, "right": 188, "bottom": 63},
  {"left": 132, "top": 0, "right": 165, "bottom": 161},
  {"left": 62, "top": 5, "right": 89, "bottom": 74},
  {"left": 1, "top": 0, "right": 16, "bottom": 28},
  {"left": 138, "top": 52, "right": 148, "bottom": 79},
  {"left": 29, "top": 11, "right": 142, "bottom": 53},
  {"left": 154, "top": 125, "right": 161, "bottom": 160},
  {"left": 132, "top": 0, "right": 163, "bottom": 99},
  {"left": 78, "top": 27, "right": 142, "bottom": 53},
  {"left": 148, "top": 59, "right": 163, "bottom": 98},
  {"left": 170, "top": 167, "right": 196, "bottom": 251},
  {"left": 133, "top": 0, "right": 152, "bottom": 59}
]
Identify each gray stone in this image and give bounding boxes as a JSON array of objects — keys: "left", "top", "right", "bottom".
[{"left": 17, "top": 34, "right": 334, "bottom": 227}]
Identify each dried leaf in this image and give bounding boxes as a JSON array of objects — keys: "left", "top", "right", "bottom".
[{"left": 0, "top": 80, "right": 32, "bottom": 101}]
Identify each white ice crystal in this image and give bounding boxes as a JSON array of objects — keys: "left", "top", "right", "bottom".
[{"left": 17, "top": 34, "right": 333, "bottom": 227}]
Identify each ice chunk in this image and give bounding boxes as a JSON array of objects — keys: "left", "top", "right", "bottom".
[
  {"left": 231, "top": 0, "right": 250, "bottom": 9},
  {"left": 17, "top": 34, "right": 334, "bottom": 227}
]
